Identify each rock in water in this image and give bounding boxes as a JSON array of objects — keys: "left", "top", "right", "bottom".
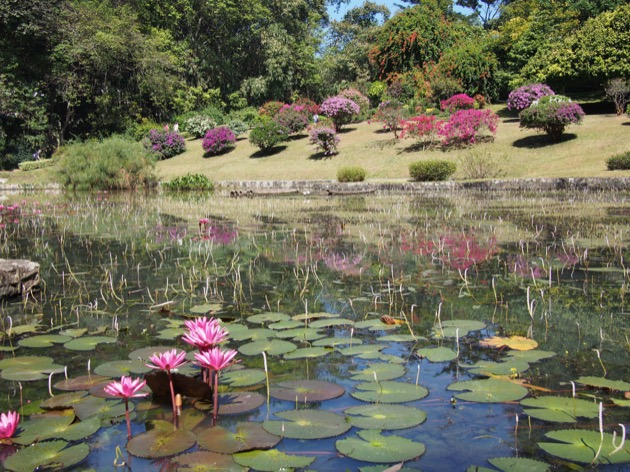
[{"left": 0, "top": 259, "right": 40, "bottom": 299}]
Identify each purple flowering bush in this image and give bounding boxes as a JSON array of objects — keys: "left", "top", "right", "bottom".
[
  {"left": 320, "top": 97, "right": 360, "bottom": 131},
  {"left": 519, "top": 95, "right": 585, "bottom": 141},
  {"left": 145, "top": 129, "right": 186, "bottom": 159},
  {"left": 439, "top": 109, "right": 499, "bottom": 146},
  {"left": 507, "top": 84, "right": 555, "bottom": 112},
  {"left": 338, "top": 88, "right": 370, "bottom": 117},
  {"left": 440, "top": 94, "right": 475, "bottom": 113},
  {"left": 308, "top": 126, "right": 340, "bottom": 156},
  {"left": 202, "top": 126, "right": 236, "bottom": 155}
]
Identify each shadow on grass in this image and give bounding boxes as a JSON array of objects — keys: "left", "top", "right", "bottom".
[
  {"left": 399, "top": 142, "right": 439, "bottom": 154},
  {"left": 338, "top": 127, "right": 358, "bottom": 134},
  {"left": 309, "top": 151, "right": 334, "bottom": 160},
  {"left": 579, "top": 101, "right": 614, "bottom": 115},
  {"left": 512, "top": 133, "right": 577, "bottom": 149},
  {"left": 495, "top": 107, "right": 517, "bottom": 119},
  {"left": 288, "top": 133, "right": 307, "bottom": 141},
  {"left": 203, "top": 147, "right": 236, "bottom": 158},
  {"left": 502, "top": 118, "right": 520, "bottom": 124},
  {"left": 621, "top": 122, "right": 630, "bottom": 126},
  {"left": 250, "top": 146, "right": 288, "bottom": 158}
]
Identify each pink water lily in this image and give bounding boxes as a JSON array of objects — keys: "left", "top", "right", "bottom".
[
  {"left": 182, "top": 317, "right": 229, "bottom": 351},
  {"left": 194, "top": 347, "right": 240, "bottom": 425},
  {"left": 146, "top": 349, "right": 187, "bottom": 421},
  {"left": 104, "top": 376, "right": 149, "bottom": 439},
  {"left": 0, "top": 411, "right": 19, "bottom": 440}
]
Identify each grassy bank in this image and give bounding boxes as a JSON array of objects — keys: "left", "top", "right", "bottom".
[{"left": 3, "top": 106, "right": 630, "bottom": 186}]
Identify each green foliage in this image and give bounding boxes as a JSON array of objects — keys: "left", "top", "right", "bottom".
[
  {"left": 56, "top": 136, "right": 157, "bottom": 191},
  {"left": 184, "top": 115, "right": 217, "bottom": 139},
  {"left": 0, "top": 142, "right": 34, "bottom": 171},
  {"left": 519, "top": 95, "right": 585, "bottom": 141},
  {"left": 199, "top": 106, "right": 226, "bottom": 126},
  {"left": 248, "top": 119, "right": 290, "bottom": 151},
  {"left": 367, "top": 81, "right": 387, "bottom": 107},
  {"left": 604, "top": 78, "right": 630, "bottom": 115},
  {"left": 127, "top": 120, "right": 163, "bottom": 142},
  {"left": 18, "top": 159, "right": 55, "bottom": 172},
  {"left": 337, "top": 166, "right": 366, "bottom": 182},
  {"left": 226, "top": 120, "right": 248, "bottom": 137},
  {"left": 606, "top": 151, "right": 630, "bottom": 170},
  {"left": 409, "top": 160, "right": 456, "bottom": 181},
  {"left": 229, "top": 107, "right": 259, "bottom": 126},
  {"left": 163, "top": 173, "right": 214, "bottom": 191}
]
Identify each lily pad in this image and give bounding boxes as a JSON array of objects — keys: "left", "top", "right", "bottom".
[
  {"left": 230, "top": 328, "right": 277, "bottom": 342},
  {"left": 173, "top": 451, "right": 246, "bottom": 471},
  {"left": 377, "top": 334, "right": 422, "bottom": 343},
  {"left": 463, "top": 359, "right": 530, "bottom": 376},
  {"left": 233, "top": 449, "right": 315, "bottom": 471},
  {"left": 575, "top": 376, "right": 630, "bottom": 391},
  {"left": 313, "top": 337, "right": 363, "bottom": 347},
  {"left": 93, "top": 359, "right": 152, "bottom": 377},
  {"left": 268, "top": 320, "right": 302, "bottom": 330},
  {"left": 275, "top": 328, "right": 326, "bottom": 342},
  {"left": 270, "top": 380, "right": 345, "bottom": 402},
  {"left": 447, "top": 378, "right": 529, "bottom": 403},
  {"left": 505, "top": 350, "right": 556, "bottom": 363},
  {"left": 3, "top": 440, "right": 89, "bottom": 472},
  {"left": 520, "top": 396, "right": 600, "bottom": 422},
  {"left": 354, "top": 319, "right": 399, "bottom": 331},
  {"left": 197, "top": 422, "right": 280, "bottom": 453},
  {"left": 238, "top": 339, "right": 297, "bottom": 356},
  {"left": 127, "top": 420, "right": 196, "bottom": 458},
  {"left": 40, "top": 391, "right": 88, "bottom": 410},
  {"left": 486, "top": 457, "right": 550, "bottom": 472},
  {"left": 416, "top": 346, "right": 457, "bottom": 363},
  {"left": 247, "top": 312, "right": 291, "bottom": 324},
  {"left": 222, "top": 368, "right": 266, "bottom": 387},
  {"left": 292, "top": 311, "right": 338, "bottom": 321},
  {"left": 0, "top": 355, "right": 63, "bottom": 381},
  {"left": 208, "top": 392, "right": 265, "bottom": 415},
  {"left": 73, "top": 396, "right": 127, "bottom": 421},
  {"left": 539, "top": 429, "right": 630, "bottom": 464},
  {"left": 54, "top": 375, "right": 111, "bottom": 391},
  {"left": 59, "top": 328, "right": 88, "bottom": 338},
  {"left": 340, "top": 344, "right": 388, "bottom": 356},
  {"left": 351, "top": 381, "right": 429, "bottom": 403},
  {"left": 308, "top": 318, "right": 354, "bottom": 329},
  {"left": 18, "top": 334, "right": 72, "bottom": 348},
  {"left": 345, "top": 404, "right": 427, "bottom": 430},
  {"left": 63, "top": 336, "right": 117, "bottom": 351},
  {"left": 156, "top": 327, "right": 186, "bottom": 340},
  {"left": 283, "top": 346, "right": 333, "bottom": 359},
  {"left": 433, "top": 320, "right": 486, "bottom": 338},
  {"left": 336, "top": 429, "right": 426, "bottom": 463},
  {"left": 14, "top": 415, "right": 101, "bottom": 445},
  {"left": 263, "top": 409, "right": 351, "bottom": 439},
  {"left": 480, "top": 336, "right": 538, "bottom": 351},
  {"left": 189, "top": 303, "right": 223, "bottom": 314},
  {"left": 128, "top": 345, "right": 176, "bottom": 361},
  {"left": 351, "top": 363, "right": 406, "bottom": 382}
]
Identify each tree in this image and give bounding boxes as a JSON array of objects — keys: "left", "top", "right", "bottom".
[{"left": 455, "top": 0, "right": 512, "bottom": 28}]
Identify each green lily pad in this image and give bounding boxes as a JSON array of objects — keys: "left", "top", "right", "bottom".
[
  {"left": 575, "top": 376, "right": 630, "bottom": 391},
  {"left": 340, "top": 344, "right": 387, "bottom": 356},
  {"left": 416, "top": 346, "right": 458, "bottom": 363},
  {"left": 18, "top": 334, "right": 72, "bottom": 348},
  {"left": 270, "top": 380, "right": 345, "bottom": 402},
  {"left": 73, "top": 396, "right": 127, "bottom": 421},
  {"left": 222, "top": 368, "right": 266, "bottom": 387},
  {"left": 40, "top": 391, "right": 88, "bottom": 410},
  {"left": 345, "top": 404, "right": 427, "bottom": 430},
  {"left": 351, "top": 381, "right": 429, "bottom": 403},
  {"left": 351, "top": 363, "right": 406, "bottom": 382},
  {"left": 0, "top": 355, "right": 63, "bottom": 381},
  {"left": 213, "top": 392, "right": 265, "bottom": 415},
  {"left": 247, "top": 312, "right": 291, "bottom": 324},
  {"left": 487, "top": 457, "right": 550, "bottom": 472},
  {"left": 59, "top": 328, "right": 88, "bottom": 338},
  {"left": 189, "top": 303, "right": 223, "bottom": 314},
  {"left": 520, "top": 396, "right": 600, "bottom": 422},
  {"left": 292, "top": 312, "right": 338, "bottom": 321},
  {"left": 3, "top": 440, "right": 89, "bottom": 472},
  {"left": 230, "top": 328, "right": 277, "bottom": 342},
  {"left": 336, "top": 429, "right": 426, "bottom": 463},
  {"left": 312, "top": 337, "right": 363, "bottom": 347},
  {"left": 505, "top": 350, "right": 556, "bottom": 363},
  {"left": 447, "top": 378, "right": 529, "bottom": 403},
  {"left": 539, "top": 429, "right": 630, "bottom": 464},
  {"left": 308, "top": 318, "right": 354, "bottom": 329},
  {"left": 127, "top": 420, "right": 196, "bottom": 458},
  {"left": 378, "top": 334, "right": 423, "bottom": 343},
  {"left": 263, "top": 409, "right": 351, "bottom": 439},
  {"left": 173, "top": 451, "right": 247, "bottom": 471},
  {"left": 268, "top": 320, "right": 302, "bottom": 330},
  {"left": 283, "top": 346, "right": 333, "bottom": 359},
  {"left": 54, "top": 375, "right": 111, "bottom": 391},
  {"left": 275, "top": 328, "right": 325, "bottom": 342},
  {"left": 63, "top": 336, "right": 117, "bottom": 351},
  {"left": 14, "top": 415, "right": 101, "bottom": 445},
  {"left": 157, "top": 327, "right": 186, "bottom": 340},
  {"left": 463, "top": 359, "right": 530, "bottom": 376},
  {"left": 233, "top": 449, "right": 315, "bottom": 471},
  {"left": 354, "top": 319, "right": 399, "bottom": 331},
  {"left": 612, "top": 398, "right": 630, "bottom": 407},
  {"left": 197, "top": 422, "right": 280, "bottom": 453},
  {"left": 238, "top": 339, "right": 297, "bottom": 356},
  {"left": 5, "top": 323, "right": 42, "bottom": 337},
  {"left": 93, "top": 359, "right": 152, "bottom": 377},
  {"left": 433, "top": 320, "right": 486, "bottom": 338}
]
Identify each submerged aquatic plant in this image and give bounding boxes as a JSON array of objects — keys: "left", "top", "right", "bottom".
[{"left": 104, "top": 376, "right": 148, "bottom": 439}]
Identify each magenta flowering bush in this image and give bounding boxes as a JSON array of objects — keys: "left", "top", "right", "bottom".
[
  {"left": 439, "top": 109, "right": 499, "bottom": 146},
  {"left": 519, "top": 95, "right": 585, "bottom": 141},
  {"left": 202, "top": 126, "right": 236, "bottom": 155},
  {"left": 320, "top": 97, "right": 360, "bottom": 131},
  {"left": 309, "top": 126, "right": 340, "bottom": 155},
  {"left": 338, "top": 88, "right": 369, "bottom": 115},
  {"left": 507, "top": 84, "right": 555, "bottom": 112},
  {"left": 400, "top": 115, "right": 444, "bottom": 148},
  {"left": 273, "top": 105, "right": 309, "bottom": 134},
  {"left": 145, "top": 129, "right": 186, "bottom": 159},
  {"left": 440, "top": 94, "right": 475, "bottom": 113}
]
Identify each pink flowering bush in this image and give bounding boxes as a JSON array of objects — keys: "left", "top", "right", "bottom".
[
  {"left": 294, "top": 97, "right": 320, "bottom": 115},
  {"left": 338, "top": 88, "right": 369, "bottom": 115},
  {"left": 309, "top": 126, "right": 340, "bottom": 155},
  {"left": 202, "top": 126, "right": 236, "bottom": 155},
  {"left": 507, "top": 84, "right": 555, "bottom": 112},
  {"left": 320, "top": 97, "right": 360, "bottom": 131},
  {"left": 145, "top": 129, "right": 186, "bottom": 159},
  {"left": 439, "top": 109, "right": 499, "bottom": 146},
  {"left": 440, "top": 94, "right": 475, "bottom": 113},
  {"left": 274, "top": 104, "right": 309, "bottom": 134},
  {"left": 372, "top": 100, "right": 407, "bottom": 138},
  {"left": 400, "top": 115, "right": 443, "bottom": 148},
  {"left": 258, "top": 101, "right": 285, "bottom": 118},
  {"left": 519, "top": 95, "right": 584, "bottom": 141}
]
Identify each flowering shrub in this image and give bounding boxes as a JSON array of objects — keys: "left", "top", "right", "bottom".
[
  {"left": 507, "top": 84, "right": 555, "bottom": 112},
  {"left": 440, "top": 94, "right": 475, "bottom": 113},
  {"left": 372, "top": 100, "right": 407, "bottom": 138},
  {"left": 439, "top": 109, "right": 499, "bottom": 146},
  {"left": 202, "top": 126, "right": 236, "bottom": 155},
  {"left": 258, "top": 101, "right": 285, "bottom": 118},
  {"left": 249, "top": 119, "right": 290, "bottom": 150},
  {"left": 184, "top": 115, "right": 217, "bottom": 138},
  {"left": 519, "top": 95, "right": 585, "bottom": 141},
  {"left": 145, "top": 129, "right": 186, "bottom": 159},
  {"left": 309, "top": 126, "right": 340, "bottom": 155},
  {"left": 294, "top": 97, "right": 320, "bottom": 115},
  {"left": 338, "top": 88, "right": 369, "bottom": 115},
  {"left": 274, "top": 105, "right": 309, "bottom": 134},
  {"left": 400, "top": 115, "right": 443, "bottom": 149},
  {"left": 320, "top": 97, "right": 360, "bottom": 131}
]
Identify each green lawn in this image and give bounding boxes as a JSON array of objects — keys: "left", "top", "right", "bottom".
[{"left": 3, "top": 106, "right": 630, "bottom": 186}]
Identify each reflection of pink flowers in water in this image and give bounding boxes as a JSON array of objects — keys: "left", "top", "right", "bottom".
[
  {"left": 401, "top": 232, "right": 497, "bottom": 270},
  {"left": 198, "top": 223, "right": 237, "bottom": 245},
  {"left": 323, "top": 253, "right": 364, "bottom": 275},
  {"left": 154, "top": 224, "right": 188, "bottom": 244},
  {"left": 509, "top": 255, "right": 547, "bottom": 278}
]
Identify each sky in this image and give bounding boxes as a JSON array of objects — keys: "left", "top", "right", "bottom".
[{"left": 328, "top": 0, "right": 402, "bottom": 22}]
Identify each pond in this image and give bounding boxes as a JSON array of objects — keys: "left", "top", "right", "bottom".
[{"left": 0, "top": 190, "right": 629, "bottom": 471}]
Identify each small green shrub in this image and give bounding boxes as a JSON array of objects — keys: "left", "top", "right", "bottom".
[
  {"left": 226, "top": 119, "right": 248, "bottom": 137},
  {"left": 56, "top": 136, "right": 157, "bottom": 190},
  {"left": 229, "top": 107, "right": 259, "bottom": 126},
  {"left": 409, "top": 160, "right": 456, "bottom": 181},
  {"left": 337, "top": 166, "right": 366, "bottom": 182},
  {"left": 199, "top": 106, "right": 226, "bottom": 125},
  {"left": 519, "top": 95, "right": 584, "bottom": 141},
  {"left": 184, "top": 115, "right": 217, "bottom": 139},
  {"left": 606, "top": 151, "right": 630, "bottom": 170},
  {"left": 248, "top": 119, "right": 290, "bottom": 151},
  {"left": 458, "top": 150, "right": 506, "bottom": 179},
  {"left": 127, "top": 119, "right": 162, "bottom": 142},
  {"left": 163, "top": 173, "right": 214, "bottom": 191},
  {"left": 18, "top": 159, "right": 55, "bottom": 171}
]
